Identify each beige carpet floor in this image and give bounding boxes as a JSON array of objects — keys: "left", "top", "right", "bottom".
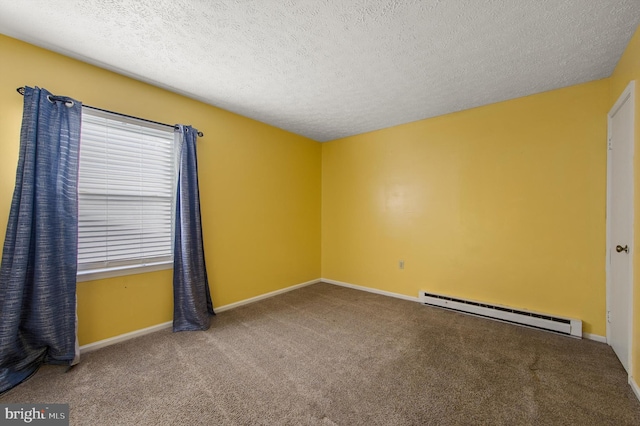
[{"left": 2, "top": 282, "right": 640, "bottom": 425}]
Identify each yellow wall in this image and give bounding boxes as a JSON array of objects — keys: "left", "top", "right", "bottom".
[
  {"left": 0, "top": 35, "right": 321, "bottom": 345},
  {"left": 322, "top": 79, "right": 609, "bottom": 335},
  {"left": 610, "top": 25, "right": 640, "bottom": 384}
]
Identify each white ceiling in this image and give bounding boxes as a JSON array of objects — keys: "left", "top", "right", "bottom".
[{"left": 1, "top": 1, "right": 639, "bottom": 142}]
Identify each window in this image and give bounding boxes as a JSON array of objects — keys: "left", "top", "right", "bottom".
[{"left": 77, "top": 109, "right": 177, "bottom": 281}]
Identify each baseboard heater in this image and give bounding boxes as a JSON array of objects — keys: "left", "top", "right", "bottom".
[{"left": 419, "top": 291, "right": 582, "bottom": 338}]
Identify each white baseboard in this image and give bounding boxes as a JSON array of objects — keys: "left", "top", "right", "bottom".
[
  {"left": 79, "top": 278, "right": 321, "bottom": 354},
  {"left": 630, "top": 376, "right": 640, "bottom": 402},
  {"left": 321, "top": 278, "right": 419, "bottom": 302},
  {"left": 80, "top": 279, "right": 604, "bottom": 356},
  {"left": 80, "top": 321, "right": 172, "bottom": 354},
  {"left": 211, "top": 278, "right": 321, "bottom": 313},
  {"left": 583, "top": 332, "right": 607, "bottom": 343}
]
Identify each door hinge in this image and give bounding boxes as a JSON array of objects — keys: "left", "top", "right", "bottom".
[
  {"left": 608, "top": 138, "right": 613, "bottom": 151},
  {"left": 607, "top": 310, "right": 611, "bottom": 323}
]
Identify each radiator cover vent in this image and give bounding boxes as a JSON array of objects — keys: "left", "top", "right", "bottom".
[{"left": 419, "top": 291, "right": 582, "bottom": 338}]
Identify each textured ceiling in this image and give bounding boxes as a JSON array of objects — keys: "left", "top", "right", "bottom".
[{"left": 1, "top": 1, "right": 639, "bottom": 142}]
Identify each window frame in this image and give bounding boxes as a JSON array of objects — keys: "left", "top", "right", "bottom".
[{"left": 76, "top": 108, "right": 177, "bottom": 282}]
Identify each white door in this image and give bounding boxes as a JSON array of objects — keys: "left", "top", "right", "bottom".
[{"left": 608, "top": 81, "right": 635, "bottom": 373}]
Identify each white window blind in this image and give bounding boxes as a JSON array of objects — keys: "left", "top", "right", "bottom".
[{"left": 78, "top": 109, "right": 177, "bottom": 278}]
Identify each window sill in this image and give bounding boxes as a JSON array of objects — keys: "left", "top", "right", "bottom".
[{"left": 76, "top": 261, "right": 173, "bottom": 282}]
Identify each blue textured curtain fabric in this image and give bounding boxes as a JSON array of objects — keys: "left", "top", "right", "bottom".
[
  {"left": 0, "top": 87, "right": 82, "bottom": 394},
  {"left": 173, "top": 125, "right": 214, "bottom": 332}
]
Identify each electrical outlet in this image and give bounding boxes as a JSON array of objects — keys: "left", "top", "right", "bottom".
[{"left": 399, "top": 260, "right": 404, "bottom": 270}]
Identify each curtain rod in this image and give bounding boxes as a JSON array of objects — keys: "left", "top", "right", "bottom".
[{"left": 16, "top": 87, "right": 204, "bottom": 137}]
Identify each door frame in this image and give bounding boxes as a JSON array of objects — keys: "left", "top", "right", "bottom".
[{"left": 606, "top": 80, "right": 635, "bottom": 376}]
